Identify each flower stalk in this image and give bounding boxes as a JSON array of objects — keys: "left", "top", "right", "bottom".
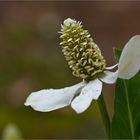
[{"left": 97, "top": 93, "right": 111, "bottom": 138}]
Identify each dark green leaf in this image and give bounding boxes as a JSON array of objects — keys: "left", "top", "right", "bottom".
[
  {"left": 112, "top": 48, "right": 140, "bottom": 139},
  {"left": 113, "top": 48, "right": 121, "bottom": 63}
]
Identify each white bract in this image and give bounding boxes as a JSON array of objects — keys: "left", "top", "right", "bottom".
[{"left": 25, "top": 35, "right": 140, "bottom": 114}]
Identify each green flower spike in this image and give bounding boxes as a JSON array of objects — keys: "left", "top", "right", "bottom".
[{"left": 60, "top": 18, "right": 106, "bottom": 81}]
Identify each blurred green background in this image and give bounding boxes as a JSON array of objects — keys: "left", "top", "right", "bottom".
[{"left": 0, "top": 1, "right": 140, "bottom": 139}]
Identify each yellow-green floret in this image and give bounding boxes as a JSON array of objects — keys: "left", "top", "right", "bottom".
[{"left": 60, "top": 18, "right": 106, "bottom": 81}]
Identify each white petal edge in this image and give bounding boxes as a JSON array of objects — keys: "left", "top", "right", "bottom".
[
  {"left": 24, "top": 82, "right": 86, "bottom": 112},
  {"left": 106, "top": 64, "right": 118, "bottom": 70},
  {"left": 71, "top": 79, "right": 102, "bottom": 114},
  {"left": 100, "top": 70, "right": 118, "bottom": 84},
  {"left": 118, "top": 35, "right": 140, "bottom": 79}
]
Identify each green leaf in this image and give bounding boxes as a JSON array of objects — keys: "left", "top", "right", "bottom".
[
  {"left": 112, "top": 48, "right": 140, "bottom": 139},
  {"left": 113, "top": 48, "right": 121, "bottom": 62}
]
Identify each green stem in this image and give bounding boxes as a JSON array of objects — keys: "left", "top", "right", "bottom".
[
  {"left": 97, "top": 93, "right": 111, "bottom": 139},
  {"left": 123, "top": 80, "right": 135, "bottom": 139}
]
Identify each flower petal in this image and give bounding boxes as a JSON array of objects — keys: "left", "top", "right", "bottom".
[
  {"left": 24, "top": 82, "right": 85, "bottom": 112},
  {"left": 71, "top": 79, "right": 102, "bottom": 114},
  {"left": 118, "top": 35, "right": 140, "bottom": 79},
  {"left": 105, "top": 64, "right": 118, "bottom": 70},
  {"left": 100, "top": 70, "right": 118, "bottom": 84}
]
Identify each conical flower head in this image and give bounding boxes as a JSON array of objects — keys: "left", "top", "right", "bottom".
[{"left": 60, "top": 18, "right": 106, "bottom": 81}]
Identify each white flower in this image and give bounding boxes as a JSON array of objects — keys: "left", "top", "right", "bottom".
[{"left": 25, "top": 35, "right": 140, "bottom": 114}]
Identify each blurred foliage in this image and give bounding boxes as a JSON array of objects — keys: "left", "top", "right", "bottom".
[
  {"left": 0, "top": 104, "right": 105, "bottom": 139},
  {"left": 2, "top": 123, "right": 23, "bottom": 140}
]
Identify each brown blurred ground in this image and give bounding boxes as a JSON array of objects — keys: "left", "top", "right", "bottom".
[{"left": 0, "top": 1, "right": 140, "bottom": 139}]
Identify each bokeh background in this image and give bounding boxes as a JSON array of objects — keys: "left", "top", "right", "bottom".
[{"left": 0, "top": 1, "right": 140, "bottom": 139}]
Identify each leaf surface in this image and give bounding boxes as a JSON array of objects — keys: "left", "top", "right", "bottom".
[{"left": 112, "top": 48, "right": 140, "bottom": 139}]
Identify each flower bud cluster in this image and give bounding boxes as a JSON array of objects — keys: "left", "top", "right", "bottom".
[{"left": 60, "top": 18, "right": 106, "bottom": 81}]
